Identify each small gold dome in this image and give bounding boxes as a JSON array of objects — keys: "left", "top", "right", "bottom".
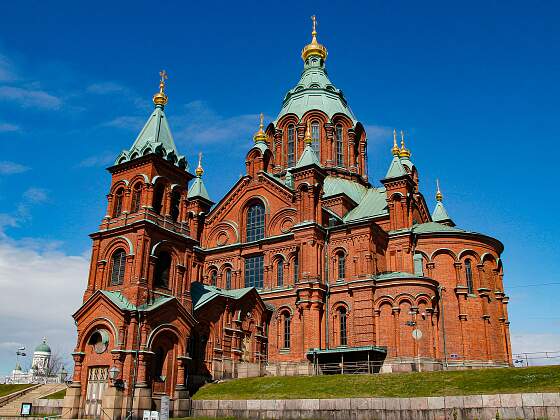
[
  {"left": 153, "top": 70, "right": 168, "bottom": 106},
  {"left": 436, "top": 179, "right": 443, "bottom": 202},
  {"left": 301, "top": 15, "right": 328, "bottom": 62},
  {"left": 196, "top": 152, "right": 204, "bottom": 177},
  {"left": 253, "top": 113, "right": 267, "bottom": 143},
  {"left": 391, "top": 129, "right": 400, "bottom": 156},
  {"left": 304, "top": 121, "right": 313, "bottom": 145},
  {"left": 399, "top": 130, "right": 411, "bottom": 158}
]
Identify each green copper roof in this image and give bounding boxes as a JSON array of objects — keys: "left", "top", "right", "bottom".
[
  {"left": 400, "top": 156, "right": 415, "bottom": 171},
  {"left": 115, "top": 105, "right": 188, "bottom": 170},
  {"left": 191, "top": 282, "right": 255, "bottom": 311},
  {"left": 384, "top": 156, "right": 408, "bottom": 179},
  {"left": 295, "top": 144, "right": 321, "bottom": 168},
  {"left": 275, "top": 56, "right": 356, "bottom": 123},
  {"left": 99, "top": 290, "right": 174, "bottom": 312},
  {"left": 188, "top": 176, "right": 212, "bottom": 202},
  {"left": 35, "top": 338, "right": 51, "bottom": 353},
  {"left": 343, "top": 187, "right": 388, "bottom": 222},
  {"left": 432, "top": 201, "right": 453, "bottom": 224},
  {"left": 323, "top": 176, "right": 367, "bottom": 204},
  {"left": 412, "top": 222, "right": 467, "bottom": 235}
]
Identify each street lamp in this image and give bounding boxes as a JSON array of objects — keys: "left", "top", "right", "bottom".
[{"left": 109, "top": 365, "right": 120, "bottom": 382}]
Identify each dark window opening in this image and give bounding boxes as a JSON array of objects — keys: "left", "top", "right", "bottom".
[
  {"left": 111, "top": 249, "right": 126, "bottom": 285},
  {"left": 277, "top": 259, "right": 284, "bottom": 287},
  {"left": 170, "top": 190, "right": 180, "bottom": 222},
  {"left": 337, "top": 252, "right": 346, "bottom": 280},
  {"left": 283, "top": 314, "right": 291, "bottom": 349},
  {"left": 339, "top": 307, "right": 348, "bottom": 346},
  {"left": 113, "top": 188, "right": 124, "bottom": 218},
  {"left": 154, "top": 251, "right": 171, "bottom": 288},
  {"left": 336, "top": 125, "right": 344, "bottom": 166},
  {"left": 225, "top": 269, "right": 232, "bottom": 290},
  {"left": 465, "top": 259, "right": 474, "bottom": 294},
  {"left": 153, "top": 184, "right": 165, "bottom": 215},
  {"left": 287, "top": 125, "right": 295, "bottom": 167},
  {"left": 131, "top": 183, "right": 142, "bottom": 213}
]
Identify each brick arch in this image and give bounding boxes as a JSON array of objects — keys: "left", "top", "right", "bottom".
[
  {"left": 146, "top": 323, "right": 185, "bottom": 354},
  {"left": 458, "top": 249, "right": 481, "bottom": 262},
  {"left": 331, "top": 300, "right": 351, "bottom": 313},
  {"left": 374, "top": 296, "right": 395, "bottom": 309},
  {"left": 240, "top": 196, "right": 270, "bottom": 241},
  {"left": 430, "top": 248, "right": 458, "bottom": 262},
  {"left": 481, "top": 252, "right": 497, "bottom": 266},
  {"left": 78, "top": 317, "right": 119, "bottom": 351},
  {"left": 301, "top": 109, "right": 329, "bottom": 124},
  {"left": 129, "top": 173, "right": 150, "bottom": 185},
  {"left": 268, "top": 208, "right": 297, "bottom": 236},
  {"left": 207, "top": 221, "right": 240, "bottom": 247},
  {"left": 101, "top": 236, "right": 134, "bottom": 259},
  {"left": 109, "top": 179, "right": 129, "bottom": 195},
  {"left": 395, "top": 294, "right": 415, "bottom": 306}
]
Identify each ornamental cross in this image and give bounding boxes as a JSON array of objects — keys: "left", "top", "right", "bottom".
[
  {"left": 259, "top": 112, "right": 264, "bottom": 128},
  {"left": 198, "top": 152, "right": 203, "bottom": 167},
  {"left": 159, "top": 70, "right": 168, "bottom": 83},
  {"left": 311, "top": 15, "right": 317, "bottom": 33}
]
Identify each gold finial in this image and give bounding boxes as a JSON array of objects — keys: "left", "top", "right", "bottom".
[
  {"left": 301, "top": 15, "right": 328, "bottom": 62},
  {"left": 304, "top": 121, "right": 313, "bottom": 145},
  {"left": 253, "top": 113, "right": 267, "bottom": 143},
  {"left": 436, "top": 179, "right": 443, "bottom": 202},
  {"left": 195, "top": 152, "right": 204, "bottom": 177},
  {"left": 399, "top": 130, "right": 411, "bottom": 158},
  {"left": 153, "top": 70, "right": 169, "bottom": 106},
  {"left": 392, "top": 129, "right": 400, "bottom": 156}
]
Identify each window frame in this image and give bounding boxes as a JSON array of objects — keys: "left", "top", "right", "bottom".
[
  {"left": 246, "top": 202, "right": 265, "bottom": 242},
  {"left": 465, "top": 259, "right": 474, "bottom": 294},
  {"left": 337, "top": 252, "right": 346, "bottom": 281},
  {"left": 154, "top": 251, "right": 172, "bottom": 289},
  {"left": 277, "top": 258, "right": 284, "bottom": 287},
  {"left": 244, "top": 255, "right": 264, "bottom": 288},
  {"left": 339, "top": 307, "right": 348, "bottom": 346},
  {"left": 225, "top": 268, "right": 232, "bottom": 290},
  {"left": 287, "top": 124, "right": 295, "bottom": 167},
  {"left": 110, "top": 248, "right": 126, "bottom": 286},
  {"left": 130, "top": 183, "right": 142, "bottom": 213},
  {"left": 311, "top": 121, "right": 320, "bottom": 155},
  {"left": 282, "top": 313, "right": 291, "bottom": 349},
  {"left": 112, "top": 188, "right": 124, "bottom": 218},
  {"left": 335, "top": 124, "right": 344, "bottom": 166}
]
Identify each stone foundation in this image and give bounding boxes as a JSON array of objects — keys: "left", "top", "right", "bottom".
[{"left": 192, "top": 392, "right": 560, "bottom": 419}]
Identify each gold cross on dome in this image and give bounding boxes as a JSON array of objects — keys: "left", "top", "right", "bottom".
[
  {"left": 159, "top": 70, "right": 168, "bottom": 83},
  {"left": 311, "top": 15, "right": 317, "bottom": 33}
]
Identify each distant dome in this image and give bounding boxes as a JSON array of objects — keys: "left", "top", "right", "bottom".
[{"left": 35, "top": 338, "right": 51, "bottom": 353}]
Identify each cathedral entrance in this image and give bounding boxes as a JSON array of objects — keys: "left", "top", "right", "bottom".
[{"left": 84, "top": 366, "right": 108, "bottom": 418}]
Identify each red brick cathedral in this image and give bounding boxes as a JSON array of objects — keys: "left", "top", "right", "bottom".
[{"left": 64, "top": 18, "right": 511, "bottom": 419}]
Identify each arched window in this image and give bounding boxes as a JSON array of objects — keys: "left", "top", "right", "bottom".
[
  {"left": 113, "top": 188, "right": 124, "bottom": 218},
  {"left": 293, "top": 254, "right": 299, "bottom": 283},
  {"left": 311, "top": 121, "right": 320, "bottom": 154},
  {"left": 154, "top": 251, "right": 171, "bottom": 288},
  {"left": 277, "top": 258, "right": 284, "bottom": 287},
  {"left": 130, "top": 183, "right": 142, "bottom": 213},
  {"left": 110, "top": 249, "right": 126, "bottom": 285},
  {"left": 152, "top": 183, "right": 165, "bottom": 214},
  {"left": 210, "top": 270, "right": 217, "bottom": 287},
  {"left": 283, "top": 313, "right": 291, "bottom": 349},
  {"left": 170, "top": 190, "right": 181, "bottom": 222},
  {"left": 339, "top": 307, "right": 348, "bottom": 346},
  {"left": 225, "top": 269, "right": 232, "bottom": 290},
  {"left": 246, "top": 202, "right": 265, "bottom": 242},
  {"left": 337, "top": 252, "right": 346, "bottom": 281},
  {"left": 336, "top": 124, "right": 344, "bottom": 166},
  {"left": 287, "top": 125, "right": 295, "bottom": 167},
  {"left": 465, "top": 259, "right": 474, "bottom": 294}
]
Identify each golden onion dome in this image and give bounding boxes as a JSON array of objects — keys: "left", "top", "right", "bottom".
[
  {"left": 391, "top": 129, "right": 400, "bottom": 156},
  {"left": 253, "top": 113, "right": 267, "bottom": 143},
  {"left": 195, "top": 152, "right": 204, "bottom": 177},
  {"left": 436, "top": 179, "right": 443, "bottom": 202},
  {"left": 399, "top": 130, "right": 411, "bottom": 158},
  {"left": 301, "top": 15, "right": 328, "bottom": 62},
  {"left": 153, "top": 70, "right": 168, "bottom": 106}
]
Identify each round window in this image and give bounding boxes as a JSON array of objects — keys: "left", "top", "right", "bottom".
[{"left": 89, "top": 330, "right": 109, "bottom": 354}]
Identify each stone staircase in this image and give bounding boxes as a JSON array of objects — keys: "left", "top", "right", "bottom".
[{"left": 0, "top": 383, "right": 66, "bottom": 417}]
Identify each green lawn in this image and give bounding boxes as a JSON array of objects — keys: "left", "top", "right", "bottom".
[
  {"left": 43, "top": 388, "right": 67, "bottom": 399},
  {"left": 193, "top": 365, "right": 560, "bottom": 400},
  {"left": 0, "top": 384, "right": 34, "bottom": 398}
]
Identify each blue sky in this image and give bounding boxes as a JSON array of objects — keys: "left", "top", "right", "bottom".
[{"left": 0, "top": 0, "right": 559, "bottom": 374}]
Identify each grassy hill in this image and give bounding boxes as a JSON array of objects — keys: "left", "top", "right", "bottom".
[
  {"left": 193, "top": 365, "right": 560, "bottom": 400},
  {"left": 0, "top": 384, "right": 34, "bottom": 398}
]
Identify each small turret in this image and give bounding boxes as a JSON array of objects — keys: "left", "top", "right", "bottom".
[{"left": 432, "top": 179, "right": 455, "bottom": 226}]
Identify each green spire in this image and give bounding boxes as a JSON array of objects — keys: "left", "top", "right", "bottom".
[
  {"left": 432, "top": 180, "right": 454, "bottom": 226},
  {"left": 188, "top": 153, "right": 212, "bottom": 202},
  {"left": 384, "top": 156, "right": 407, "bottom": 179},
  {"left": 115, "top": 71, "right": 188, "bottom": 170},
  {"left": 295, "top": 123, "right": 321, "bottom": 168}
]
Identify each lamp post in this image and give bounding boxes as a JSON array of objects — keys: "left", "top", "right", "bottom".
[{"left": 109, "top": 365, "right": 120, "bottom": 386}]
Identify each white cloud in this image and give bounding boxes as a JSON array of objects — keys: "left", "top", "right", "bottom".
[
  {"left": 363, "top": 124, "right": 393, "bottom": 143},
  {"left": 0, "top": 86, "right": 61, "bottom": 110},
  {"left": 510, "top": 333, "right": 560, "bottom": 366},
  {"left": 0, "top": 237, "right": 88, "bottom": 375},
  {"left": 0, "top": 122, "right": 19, "bottom": 133},
  {"left": 0, "top": 161, "right": 29, "bottom": 175},
  {"left": 173, "top": 100, "right": 262, "bottom": 146},
  {"left": 23, "top": 188, "right": 48, "bottom": 204},
  {"left": 77, "top": 152, "right": 116, "bottom": 168},
  {"left": 102, "top": 115, "right": 145, "bottom": 131}
]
